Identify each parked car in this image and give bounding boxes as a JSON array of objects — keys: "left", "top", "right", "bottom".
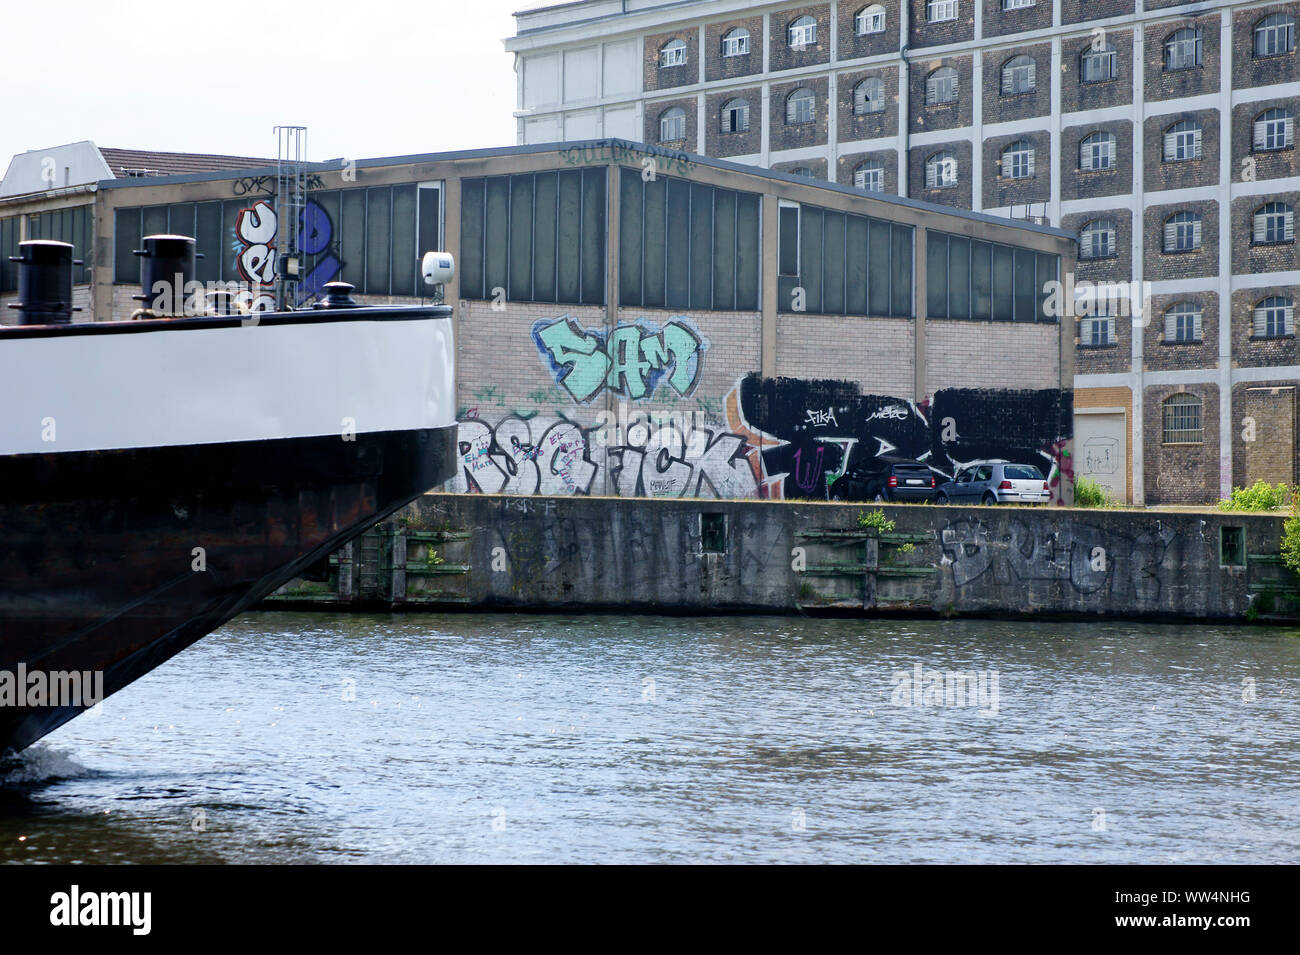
[
  {"left": 934, "top": 461, "right": 1051, "bottom": 505},
  {"left": 828, "top": 455, "right": 937, "bottom": 502}
]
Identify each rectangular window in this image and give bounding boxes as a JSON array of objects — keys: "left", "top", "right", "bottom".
[
  {"left": 928, "top": 0, "right": 957, "bottom": 22},
  {"left": 0, "top": 215, "right": 20, "bottom": 292},
  {"left": 619, "top": 167, "right": 757, "bottom": 311},
  {"left": 460, "top": 169, "right": 605, "bottom": 307}
]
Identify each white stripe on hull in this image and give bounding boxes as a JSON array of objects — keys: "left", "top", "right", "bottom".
[{"left": 1, "top": 316, "right": 455, "bottom": 455}]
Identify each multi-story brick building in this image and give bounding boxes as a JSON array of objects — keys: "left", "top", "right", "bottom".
[{"left": 507, "top": 0, "right": 1300, "bottom": 504}]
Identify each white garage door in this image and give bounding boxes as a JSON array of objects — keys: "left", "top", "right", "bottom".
[{"left": 1074, "top": 410, "right": 1126, "bottom": 502}]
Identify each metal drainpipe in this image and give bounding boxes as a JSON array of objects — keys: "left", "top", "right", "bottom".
[{"left": 899, "top": 44, "right": 910, "bottom": 197}]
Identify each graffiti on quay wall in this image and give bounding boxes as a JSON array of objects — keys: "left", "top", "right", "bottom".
[
  {"left": 532, "top": 316, "right": 706, "bottom": 403},
  {"left": 728, "top": 375, "right": 1074, "bottom": 502},
  {"left": 449, "top": 408, "right": 757, "bottom": 499},
  {"left": 940, "top": 517, "right": 1177, "bottom": 601},
  {"left": 232, "top": 198, "right": 344, "bottom": 308}
]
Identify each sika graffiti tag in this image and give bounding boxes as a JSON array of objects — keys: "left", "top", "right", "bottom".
[{"left": 532, "top": 316, "right": 706, "bottom": 402}]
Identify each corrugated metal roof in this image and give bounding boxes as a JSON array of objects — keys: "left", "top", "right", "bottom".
[{"left": 98, "top": 148, "right": 274, "bottom": 179}]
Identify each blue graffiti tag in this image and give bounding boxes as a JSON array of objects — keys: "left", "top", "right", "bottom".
[{"left": 532, "top": 316, "right": 706, "bottom": 402}]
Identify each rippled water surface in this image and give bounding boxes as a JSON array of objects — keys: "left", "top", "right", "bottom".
[{"left": 3, "top": 612, "right": 1298, "bottom": 864}]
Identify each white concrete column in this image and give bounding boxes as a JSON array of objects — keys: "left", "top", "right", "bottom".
[
  {"left": 1131, "top": 24, "right": 1146, "bottom": 504},
  {"left": 1218, "top": 8, "right": 1234, "bottom": 497}
]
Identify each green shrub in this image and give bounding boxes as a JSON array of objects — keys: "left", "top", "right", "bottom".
[
  {"left": 1073, "top": 476, "right": 1108, "bottom": 508},
  {"left": 857, "top": 510, "right": 896, "bottom": 533},
  {"left": 1281, "top": 492, "right": 1300, "bottom": 576},
  {"left": 1217, "top": 481, "right": 1289, "bottom": 512}
]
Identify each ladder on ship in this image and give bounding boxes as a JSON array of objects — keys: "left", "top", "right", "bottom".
[{"left": 273, "top": 126, "right": 308, "bottom": 310}]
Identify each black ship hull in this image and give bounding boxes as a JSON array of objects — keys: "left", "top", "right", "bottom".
[
  {"left": 0, "top": 425, "right": 456, "bottom": 754},
  {"left": 1, "top": 301, "right": 457, "bottom": 754}
]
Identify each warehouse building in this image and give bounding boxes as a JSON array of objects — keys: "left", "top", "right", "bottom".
[
  {"left": 505, "top": 0, "right": 1300, "bottom": 504},
  {"left": 0, "top": 138, "right": 1075, "bottom": 501}
]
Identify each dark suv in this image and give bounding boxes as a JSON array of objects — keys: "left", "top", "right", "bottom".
[{"left": 828, "top": 456, "right": 937, "bottom": 502}]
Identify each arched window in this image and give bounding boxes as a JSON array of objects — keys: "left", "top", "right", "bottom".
[
  {"left": 1162, "top": 393, "right": 1203, "bottom": 444},
  {"left": 786, "top": 87, "right": 816, "bottom": 124},
  {"left": 1253, "top": 202, "right": 1295, "bottom": 245},
  {"left": 1254, "top": 13, "right": 1295, "bottom": 57},
  {"left": 1163, "top": 211, "right": 1202, "bottom": 253},
  {"left": 720, "top": 98, "right": 750, "bottom": 133},
  {"left": 1080, "top": 41, "right": 1117, "bottom": 83},
  {"left": 1164, "top": 303, "right": 1202, "bottom": 343},
  {"left": 855, "top": 5, "right": 886, "bottom": 35},
  {"left": 1254, "top": 107, "right": 1295, "bottom": 151},
  {"left": 854, "top": 159, "right": 885, "bottom": 192},
  {"left": 1079, "top": 131, "right": 1116, "bottom": 171},
  {"left": 658, "top": 106, "right": 686, "bottom": 143},
  {"left": 927, "top": 0, "right": 958, "bottom": 23},
  {"left": 659, "top": 39, "right": 687, "bottom": 68},
  {"left": 853, "top": 77, "right": 886, "bottom": 114},
  {"left": 1254, "top": 296, "right": 1294, "bottom": 338},
  {"left": 1079, "top": 219, "right": 1117, "bottom": 259},
  {"left": 925, "top": 151, "right": 957, "bottom": 188},
  {"left": 1163, "top": 119, "right": 1203, "bottom": 161},
  {"left": 1001, "top": 140, "right": 1035, "bottom": 179},
  {"left": 1164, "top": 29, "right": 1202, "bottom": 70},
  {"left": 925, "top": 66, "right": 958, "bottom": 105},
  {"left": 722, "top": 27, "right": 749, "bottom": 57},
  {"left": 1001, "top": 54, "right": 1036, "bottom": 95},
  {"left": 788, "top": 166, "right": 817, "bottom": 179},
  {"left": 788, "top": 15, "right": 817, "bottom": 48}
]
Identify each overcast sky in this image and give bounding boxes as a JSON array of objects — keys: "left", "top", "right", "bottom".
[{"left": 0, "top": 0, "right": 524, "bottom": 168}]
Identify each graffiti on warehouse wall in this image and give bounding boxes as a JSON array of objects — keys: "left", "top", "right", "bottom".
[
  {"left": 455, "top": 320, "right": 1072, "bottom": 500},
  {"left": 232, "top": 199, "right": 343, "bottom": 307},
  {"left": 531, "top": 316, "right": 706, "bottom": 402},
  {"left": 733, "top": 375, "right": 1074, "bottom": 501},
  {"left": 449, "top": 408, "right": 758, "bottom": 499}
]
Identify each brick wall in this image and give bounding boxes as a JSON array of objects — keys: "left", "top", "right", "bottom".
[
  {"left": 1232, "top": 381, "right": 1298, "bottom": 489},
  {"left": 770, "top": 76, "right": 831, "bottom": 150},
  {"left": 1060, "top": 28, "right": 1135, "bottom": 114},
  {"left": 837, "top": 66, "right": 900, "bottom": 143},
  {"left": 837, "top": 0, "right": 902, "bottom": 59},
  {"left": 1144, "top": 382, "right": 1220, "bottom": 506},
  {"left": 908, "top": 0, "right": 975, "bottom": 49},
  {"left": 1232, "top": 97, "right": 1300, "bottom": 183},
  {"left": 1061, "top": 0, "right": 1132, "bottom": 26},
  {"left": 704, "top": 14, "right": 764, "bottom": 83},
  {"left": 644, "top": 96, "right": 697, "bottom": 149},
  {"left": 768, "top": 4, "right": 832, "bottom": 73},
  {"left": 1231, "top": 190, "right": 1300, "bottom": 274},
  {"left": 1232, "top": 284, "right": 1300, "bottom": 368},
  {"left": 1143, "top": 291, "right": 1219, "bottom": 373},
  {"left": 1060, "top": 120, "right": 1134, "bottom": 201},
  {"left": 1142, "top": 199, "right": 1219, "bottom": 281},
  {"left": 924, "top": 319, "right": 1060, "bottom": 391},
  {"left": 836, "top": 148, "right": 900, "bottom": 194},
  {"left": 775, "top": 314, "right": 914, "bottom": 396},
  {"left": 908, "top": 140, "right": 974, "bottom": 208},
  {"left": 705, "top": 87, "right": 763, "bottom": 158},
  {"left": 982, "top": 130, "right": 1050, "bottom": 208},
  {"left": 1143, "top": 16, "right": 1221, "bottom": 103},
  {"left": 772, "top": 158, "right": 830, "bottom": 180},
  {"left": 1062, "top": 208, "right": 1133, "bottom": 285},
  {"left": 1143, "top": 109, "right": 1220, "bottom": 192},
  {"left": 1232, "top": 2, "right": 1300, "bottom": 90},
  {"left": 982, "top": 42, "right": 1052, "bottom": 125},
  {"left": 644, "top": 29, "right": 699, "bottom": 93},
  {"left": 981, "top": 0, "right": 1052, "bottom": 39},
  {"left": 910, "top": 54, "right": 974, "bottom": 133}
]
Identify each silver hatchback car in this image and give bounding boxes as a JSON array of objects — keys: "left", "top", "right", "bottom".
[{"left": 935, "top": 461, "right": 1051, "bottom": 505}]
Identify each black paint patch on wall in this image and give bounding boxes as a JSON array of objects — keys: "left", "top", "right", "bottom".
[{"left": 737, "top": 373, "right": 1072, "bottom": 499}]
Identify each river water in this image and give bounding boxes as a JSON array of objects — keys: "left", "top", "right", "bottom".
[{"left": 2, "top": 612, "right": 1297, "bottom": 864}]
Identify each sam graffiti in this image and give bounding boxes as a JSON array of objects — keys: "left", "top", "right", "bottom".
[
  {"left": 232, "top": 198, "right": 344, "bottom": 308},
  {"left": 532, "top": 316, "right": 706, "bottom": 403}
]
